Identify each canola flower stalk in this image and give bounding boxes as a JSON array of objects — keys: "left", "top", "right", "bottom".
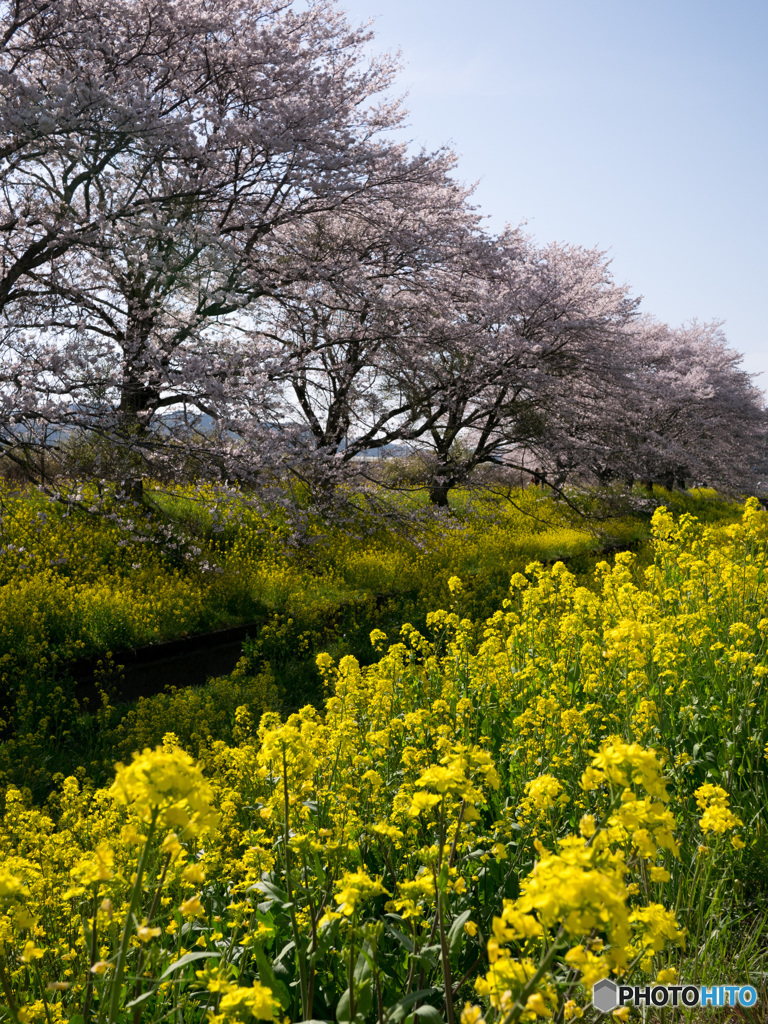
[
  {"left": 106, "top": 809, "right": 158, "bottom": 1024},
  {"left": 498, "top": 923, "right": 565, "bottom": 1024},
  {"left": 281, "top": 743, "right": 309, "bottom": 1021}
]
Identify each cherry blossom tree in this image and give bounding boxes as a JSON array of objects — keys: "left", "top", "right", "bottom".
[
  {"left": 230, "top": 170, "right": 488, "bottom": 494},
  {"left": 1, "top": 0, "right": 763, "bottom": 508},
  {"left": 529, "top": 318, "right": 766, "bottom": 495},
  {"left": 614, "top": 320, "right": 765, "bottom": 491},
  {"left": 0, "top": 0, "right": 436, "bottom": 494},
  {"left": 394, "top": 234, "right": 640, "bottom": 505}
]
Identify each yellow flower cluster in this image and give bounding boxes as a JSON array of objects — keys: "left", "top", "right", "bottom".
[
  {"left": 0, "top": 478, "right": 618, "bottom": 798},
  {"left": 518, "top": 774, "right": 569, "bottom": 822},
  {"left": 210, "top": 981, "right": 276, "bottom": 1022},
  {"left": 695, "top": 783, "right": 745, "bottom": 848},
  {"left": 110, "top": 745, "right": 219, "bottom": 835},
  {"left": 0, "top": 493, "right": 763, "bottom": 1022},
  {"left": 469, "top": 743, "right": 687, "bottom": 1019}
]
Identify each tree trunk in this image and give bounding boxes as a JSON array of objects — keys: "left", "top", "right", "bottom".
[
  {"left": 116, "top": 309, "right": 156, "bottom": 505},
  {"left": 428, "top": 478, "right": 453, "bottom": 507},
  {"left": 121, "top": 474, "right": 144, "bottom": 503},
  {"left": 116, "top": 391, "right": 148, "bottom": 505}
]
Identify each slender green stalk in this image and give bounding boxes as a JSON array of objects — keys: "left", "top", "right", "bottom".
[
  {"left": 82, "top": 889, "right": 99, "bottom": 1024},
  {"left": 0, "top": 958, "right": 21, "bottom": 1024},
  {"left": 31, "top": 965, "right": 53, "bottom": 1024},
  {"left": 375, "top": 963, "right": 384, "bottom": 1024},
  {"left": 498, "top": 925, "right": 565, "bottom": 1024},
  {"left": 282, "top": 745, "right": 309, "bottom": 1020},
  {"left": 107, "top": 812, "right": 157, "bottom": 1024},
  {"left": 404, "top": 921, "right": 418, "bottom": 998},
  {"left": 437, "top": 890, "right": 455, "bottom": 1024},
  {"left": 448, "top": 800, "right": 466, "bottom": 868},
  {"left": 131, "top": 851, "right": 171, "bottom": 1024},
  {"left": 300, "top": 849, "right": 317, "bottom": 1020},
  {"left": 347, "top": 935, "right": 356, "bottom": 1023}
]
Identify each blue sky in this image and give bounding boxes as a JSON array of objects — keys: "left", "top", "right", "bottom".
[{"left": 338, "top": 0, "right": 768, "bottom": 384}]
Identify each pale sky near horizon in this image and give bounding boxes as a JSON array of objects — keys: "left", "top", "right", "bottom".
[{"left": 337, "top": 0, "right": 768, "bottom": 387}]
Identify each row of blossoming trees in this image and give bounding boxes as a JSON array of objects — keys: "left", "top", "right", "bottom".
[{"left": 0, "top": 0, "right": 765, "bottom": 504}]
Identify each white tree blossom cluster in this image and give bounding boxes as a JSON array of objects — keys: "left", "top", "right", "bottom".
[{"left": 0, "top": 0, "right": 764, "bottom": 503}]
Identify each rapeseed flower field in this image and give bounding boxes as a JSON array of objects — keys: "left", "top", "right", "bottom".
[
  {"left": 0, "top": 494, "right": 765, "bottom": 1021},
  {"left": 0, "top": 481, "right": 641, "bottom": 795}
]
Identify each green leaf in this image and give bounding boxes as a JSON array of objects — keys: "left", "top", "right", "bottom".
[
  {"left": 384, "top": 921, "right": 415, "bottom": 953},
  {"left": 311, "top": 852, "right": 327, "bottom": 884},
  {"left": 386, "top": 987, "right": 442, "bottom": 1023},
  {"left": 274, "top": 940, "right": 296, "bottom": 964},
  {"left": 353, "top": 943, "right": 374, "bottom": 985},
  {"left": 253, "top": 908, "right": 275, "bottom": 930},
  {"left": 413, "top": 1006, "right": 444, "bottom": 1024},
  {"left": 356, "top": 980, "right": 373, "bottom": 1019},
  {"left": 253, "top": 940, "right": 291, "bottom": 1010},
  {"left": 417, "top": 945, "right": 440, "bottom": 970},
  {"left": 447, "top": 909, "right": 472, "bottom": 957},
  {"left": 256, "top": 877, "right": 291, "bottom": 906},
  {"left": 336, "top": 988, "right": 353, "bottom": 1023},
  {"left": 158, "top": 950, "right": 221, "bottom": 981},
  {"left": 311, "top": 920, "right": 340, "bottom": 962},
  {"left": 336, "top": 977, "right": 373, "bottom": 1023},
  {"left": 125, "top": 988, "right": 157, "bottom": 1010}
]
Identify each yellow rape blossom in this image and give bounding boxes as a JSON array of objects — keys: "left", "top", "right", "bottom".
[
  {"left": 70, "top": 842, "right": 114, "bottom": 885},
  {"left": 519, "top": 774, "right": 569, "bottom": 821},
  {"left": 179, "top": 895, "right": 206, "bottom": 918},
  {"left": 695, "top": 783, "right": 743, "bottom": 835},
  {"left": 110, "top": 745, "right": 218, "bottom": 835},
  {"left": 0, "top": 869, "right": 26, "bottom": 903},
  {"left": 210, "top": 980, "right": 277, "bottom": 1021},
  {"left": 334, "top": 870, "right": 388, "bottom": 917}
]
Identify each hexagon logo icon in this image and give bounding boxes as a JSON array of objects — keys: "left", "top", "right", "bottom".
[{"left": 593, "top": 979, "right": 619, "bottom": 1013}]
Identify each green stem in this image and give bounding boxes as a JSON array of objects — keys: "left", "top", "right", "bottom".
[
  {"left": 31, "top": 965, "right": 53, "bottom": 1024},
  {"left": 131, "top": 852, "right": 171, "bottom": 1024},
  {"left": 282, "top": 745, "right": 308, "bottom": 1020},
  {"left": 437, "top": 891, "right": 455, "bottom": 1024},
  {"left": 375, "top": 961, "right": 384, "bottom": 1024},
  {"left": 497, "top": 925, "right": 564, "bottom": 1024},
  {"left": 448, "top": 800, "right": 466, "bottom": 868},
  {"left": 107, "top": 812, "right": 157, "bottom": 1024},
  {"left": 451, "top": 955, "right": 483, "bottom": 1000},
  {"left": 404, "top": 922, "right": 418, "bottom": 998},
  {"left": 415, "top": 800, "right": 466, "bottom": 1004},
  {"left": 0, "top": 958, "right": 20, "bottom": 1023},
  {"left": 82, "top": 888, "right": 99, "bottom": 1024},
  {"left": 301, "top": 849, "right": 317, "bottom": 1020},
  {"left": 348, "top": 935, "right": 356, "bottom": 1023}
]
